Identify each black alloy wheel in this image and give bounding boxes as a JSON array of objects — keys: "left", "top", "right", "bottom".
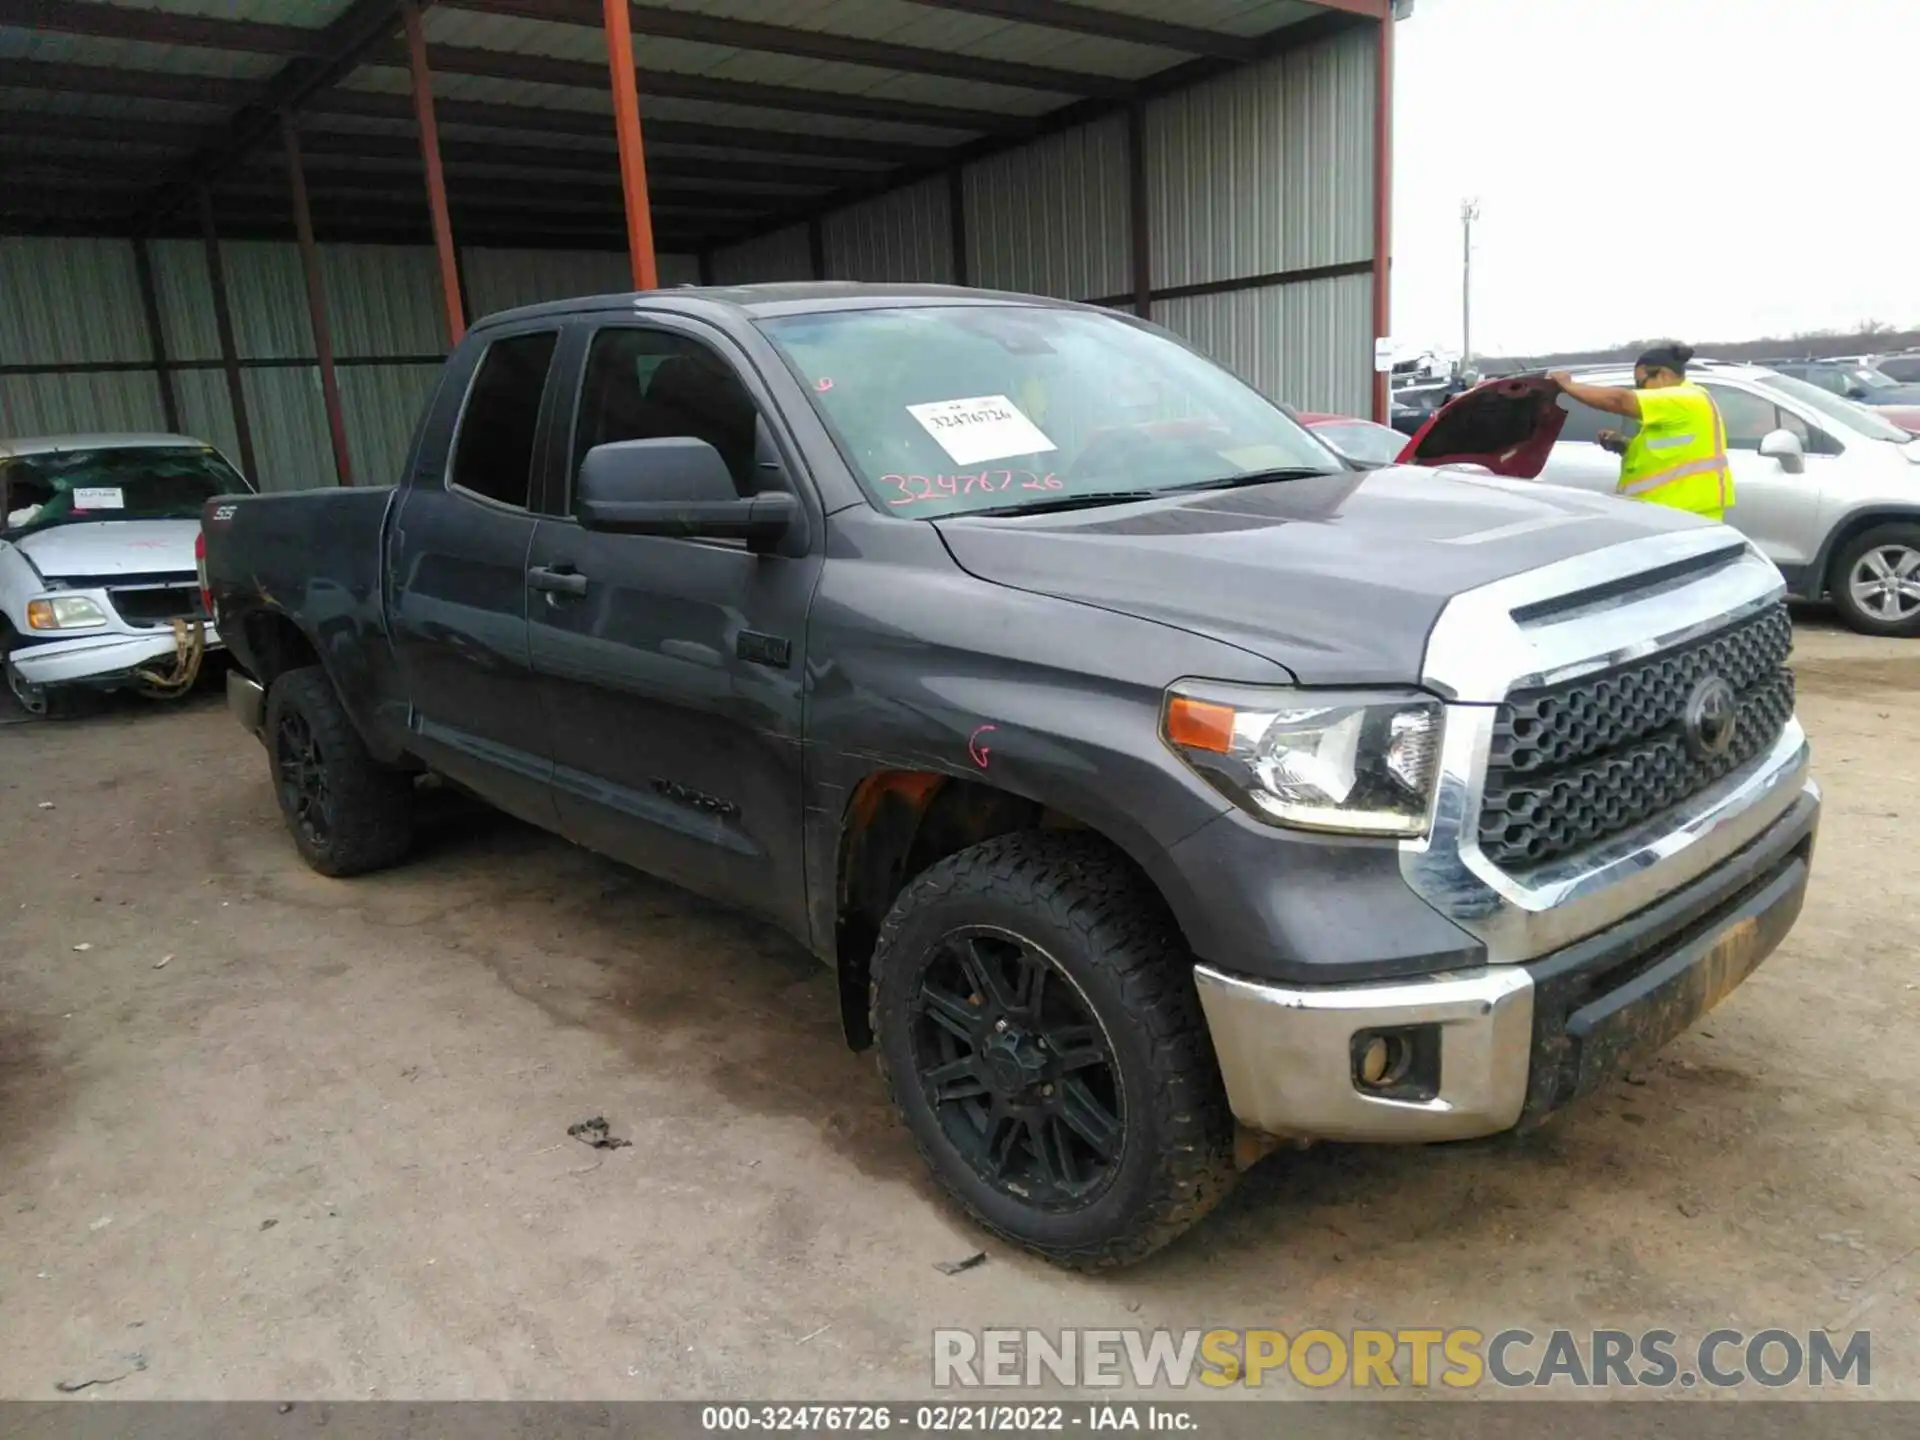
[
  {"left": 275, "top": 704, "right": 332, "bottom": 850},
  {"left": 909, "top": 926, "right": 1125, "bottom": 1210}
]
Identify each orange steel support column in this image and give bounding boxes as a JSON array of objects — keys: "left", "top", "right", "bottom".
[
  {"left": 1371, "top": 11, "right": 1395, "bottom": 425},
  {"left": 283, "top": 114, "right": 353, "bottom": 487},
  {"left": 402, "top": 0, "right": 464, "bottom": 345},
  {"left": 603, "top": 0, "right": 659, "bottom": 290}
]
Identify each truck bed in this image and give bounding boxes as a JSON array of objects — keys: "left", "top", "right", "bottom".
[{"left": 201, "top": 485, "right": 404, "bottom": 753}]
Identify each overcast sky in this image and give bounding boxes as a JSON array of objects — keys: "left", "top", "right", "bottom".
[{"left": 1389, "top": 0, "right": 1919, "bottom": 359}]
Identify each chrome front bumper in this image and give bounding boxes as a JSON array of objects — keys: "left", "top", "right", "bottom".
[
  {"left": 1195, "top": 962, "right": 1536, "bottom": 1142},
  {"left": 1195, "top": 779, "right": 1817, "bottom": 1143},
  {"left": 11, "top": 625, "right": 222, "bottom": 688}
]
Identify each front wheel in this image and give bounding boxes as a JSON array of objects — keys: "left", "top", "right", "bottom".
[
  {"left": 265, "top": 666, "right": 413, "bottom": 876},
  {"left": 1831, "top": 523, "right": 1920, "bottom": 637},
  {"left": 871, "top": 832, "right": 1236, "bottom": 1269}
]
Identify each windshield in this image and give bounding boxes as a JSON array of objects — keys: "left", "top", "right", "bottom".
[
  {"left": 1310, "top": 420, "right": 1405, "bottom": 467},
  {"left": 757, "top": 305, "right": 1338, "bottom": 518},
  {"left": 1753, "top": 373, "right": 1912, "bottom": 442},
  {"left": 2, "top": 445, "right": 247, "bottom": 537},
  {"left": 1850, "top": 366, "right": 1896, "bottom": 391}
]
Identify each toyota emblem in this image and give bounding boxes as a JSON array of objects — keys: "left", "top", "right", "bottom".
[{"left": 1683, "top": 676, "right": 1739, "bottom": 760}]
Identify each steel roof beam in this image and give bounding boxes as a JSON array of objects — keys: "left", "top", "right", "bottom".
[
  {"left": 0, "top": 0, "right": 323, "bottom": 55},
  {"left": 0, "top": 56, "right": 257, "bottom": 105},
  {"left": 368, "top": 41, "right": 1031, "bottom": 134},
  {"left": 897, "top": 0, "right": 1256, "bottom": 60},
  {"left": 0, "top": 70, "right": 941, "bottom": 166},
  {"left": 309, "top": 92, "right": 948, "bottom": 164},
  {"left": 445, "top": 0, "right": 1126, "bottom": 96},
  {"left": 139, "top": 0, "right": 430, "bottom": 227}
]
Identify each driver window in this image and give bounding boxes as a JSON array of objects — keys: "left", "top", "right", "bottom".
[
  {"left": 571, "top": 327, "right": 765, "bottom": 506},
  {"left": 1701, "top": 385, "right": 1781, "bottom": 451}
]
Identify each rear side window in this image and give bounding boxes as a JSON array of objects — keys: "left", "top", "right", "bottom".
[
  {"left": 1556, "top": 394, "right": 1620, "bottom": 444},
  {"left": 449, "top": 331, "right": 559, "bottom": 508}
]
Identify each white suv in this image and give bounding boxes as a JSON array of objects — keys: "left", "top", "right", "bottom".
[{"left": 1541, "top": 362, "right": 1920, "bottom": 636}]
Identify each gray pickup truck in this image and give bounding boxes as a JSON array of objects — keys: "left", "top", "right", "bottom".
[{"left": 201, "top": 283, "right": 1819, "bottom": 1268}]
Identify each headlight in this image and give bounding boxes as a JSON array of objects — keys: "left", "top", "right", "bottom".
[
  {"left": 25, "top": 595, "right": 110, "bottom": 631},
  {"left": 1162, "top": 685, "right": 1443, "bottom": 837}
]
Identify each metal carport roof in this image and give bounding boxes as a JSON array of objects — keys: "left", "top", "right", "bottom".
[{"left": 0, "top": 0, "right": 1388, "bottom": 257}]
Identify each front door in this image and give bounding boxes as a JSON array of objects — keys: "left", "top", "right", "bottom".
[
  {"left": 388, "top": 324, "right": 563, "bottom": 827},
  {"left": 1700, "top": 381, "right": 1832, "bottom": 573},
  {"left": 525, "top": 319, "right": 821, "bottom": 933}
]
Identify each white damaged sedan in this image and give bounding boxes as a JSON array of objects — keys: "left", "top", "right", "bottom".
[{"left": 1, "top": 433, "right": 253, "bottom": 715}]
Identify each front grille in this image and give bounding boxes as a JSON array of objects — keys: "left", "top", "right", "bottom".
[
  {"left": 1478, "top": 604, "right": 1794, "bottom": 871},
  {"left": 109, "top": 585, "right": 206, "bottom": 628}
]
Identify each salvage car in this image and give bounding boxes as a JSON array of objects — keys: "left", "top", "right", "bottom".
[
  {"left": 204, "top": 285, "right": 1820, "bottom": 1268},
  {"left": 2, "top": 433, "right": 248, "bottom": 715},
  {"left": 1402, "top": 366, "right": 1920, "bottom": 636}
]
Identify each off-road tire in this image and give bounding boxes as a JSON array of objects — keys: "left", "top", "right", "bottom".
[
  {"left": 1830, "top": 522, "right": 1920, "bottom": 638},
  {"left": 871, "top": 831, "right": 1237, "bottom": 1269},
  {"left": 265, "top": 665, "right": 413, "bottom": 877}
]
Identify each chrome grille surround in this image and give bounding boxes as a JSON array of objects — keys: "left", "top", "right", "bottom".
[{"left": 1402, "top": 528, "right": 1815, "bottom": 965}]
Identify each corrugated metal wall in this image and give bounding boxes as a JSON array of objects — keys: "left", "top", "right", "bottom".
[
  {"left": 704, "top": 24, "right": 1379, "bottom": 410},
  {"left": 823, "top": 178, "right": 953, "bottom": 285},
  {"left": 4, "top": 235, "right": 700, "bottom": 491},
  {"left": 0, "top": 237, "right": 169, "bottom": 440},
  {"left": 711, "top": 224, "right": 813, "bottom": 287},
  {"left": 964, "top": 115, "right": 1131, "bottom": 301},
  {"left": 1158, "top": 270, "right": 1373, "bottom": 415},
  {"left": 1145, "top": 27, "right": 1374, "bottom": 290}
]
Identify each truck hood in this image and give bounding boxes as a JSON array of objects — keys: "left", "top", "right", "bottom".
[
  {"left": 1395, "top": 375, "right": 1568, "bottom": 477},
  {"left": 12, "top": 519, "right": 200, "bottom": 580},
  {"left": 934, "top": 466, "right": 1709, "bottom": 685}
]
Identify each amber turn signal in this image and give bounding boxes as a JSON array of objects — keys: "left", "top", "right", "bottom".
[{"left": 1165, "top": 696, "right": 1236, "bottom": 754}]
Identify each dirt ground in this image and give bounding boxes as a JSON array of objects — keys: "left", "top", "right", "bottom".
[{"left": 2, "top": 612, "right": 1916, "bottom": 1402}]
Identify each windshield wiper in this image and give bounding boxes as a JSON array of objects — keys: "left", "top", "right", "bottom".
[
  {"left": 965, "top": 491, "right": 1159, "bottom": 518},
  {"left": 1168, "top": 466, "right": 1343, "bottom": 493}
]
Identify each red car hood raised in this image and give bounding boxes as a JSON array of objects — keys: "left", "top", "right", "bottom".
[
  {"left": 1395, "top": 375, "right": 1568, "bottom": 478},
  {"left": 1877, "top": 404, "right": 1920, "bottom": 436}
]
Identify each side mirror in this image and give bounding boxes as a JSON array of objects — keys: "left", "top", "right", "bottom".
[
  {"left": 1846, "top": 385, "right": 1869, "bottom": 400},
  {"left": 1758, "top": 428, "right": 1806, "bottom": 475},
  {"left": 577, "top": 437, "right": 797, "bottom": 551}
]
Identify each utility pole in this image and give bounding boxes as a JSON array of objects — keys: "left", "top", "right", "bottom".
[{"left": 1461, "top": 198, "right": 1481, "bottom": 378}]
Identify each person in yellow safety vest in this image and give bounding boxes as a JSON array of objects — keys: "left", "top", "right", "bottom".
[{"left": 1548, "top": 341, "right": 1734, "bottom": 521}]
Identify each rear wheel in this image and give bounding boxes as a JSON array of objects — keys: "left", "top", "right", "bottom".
[
  {"left": 265, "top": 666, "right": 413, "bottom": 876},
  {"left": 1831, "top": 524, "right": 1920, "bottom": 637},
  {"left": 871, "top": 832, "right": 1236, "bottom": 1269}
]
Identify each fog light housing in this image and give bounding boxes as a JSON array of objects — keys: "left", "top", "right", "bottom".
[{"left": 1351, "top": 1025, "right": 1441, "bottom": 1101}]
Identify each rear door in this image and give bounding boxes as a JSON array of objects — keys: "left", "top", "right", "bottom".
[
  {"left": 387, "top": 322, "right": 564, "bottom": 827},
  {"left": 1537, "top": 384, "right": 1635, "bottom": 496},
  {"left": 523, "top": 316, "right": 822, "bottom": 933}
]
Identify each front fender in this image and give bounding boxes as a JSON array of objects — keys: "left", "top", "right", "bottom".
[{"left": 799, "top": 512, "right": 1291, "bottom": 962}]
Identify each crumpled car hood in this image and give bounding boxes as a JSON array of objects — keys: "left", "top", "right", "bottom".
[{"left": 12, "top": 519, "right": 199, "bottom": 579}]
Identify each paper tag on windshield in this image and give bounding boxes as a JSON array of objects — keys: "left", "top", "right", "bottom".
[
  {"left": 907, "top": 395, "right": 1056, "bottom": 467},
  {"left": 1220, "top": 444, "right": 1302, "bottom": 473},
  {"left": 72, "top": 487, "right": 126, "bottom": 510}
]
